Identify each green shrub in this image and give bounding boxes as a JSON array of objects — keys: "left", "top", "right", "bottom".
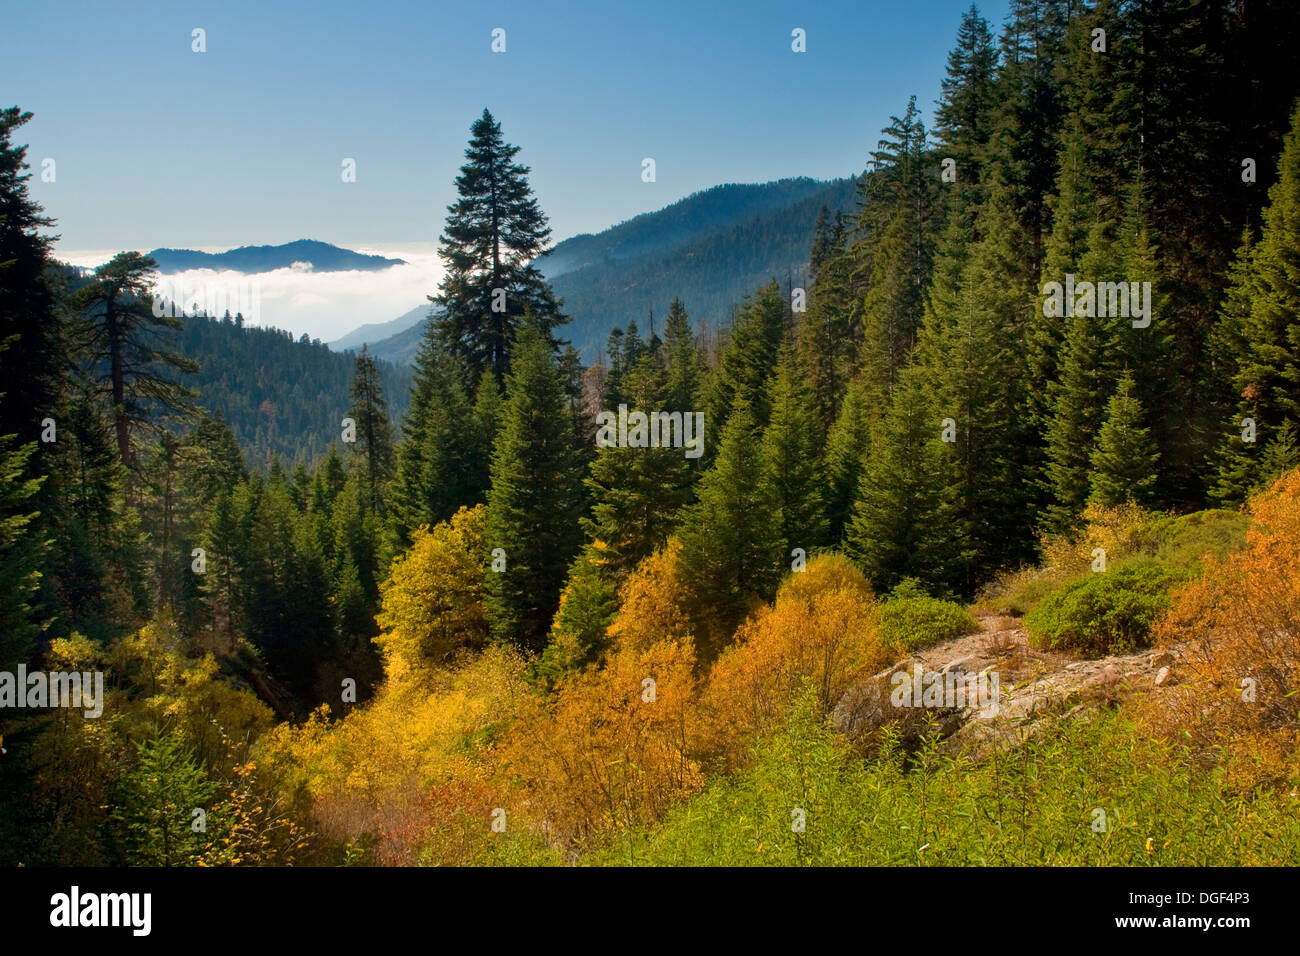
[
  {"left": 878, "top": 579, "right": 979, "bottom": 652},
  {"left": 1025, "top": 564, "right": 1182, "bottom": 657},
  {"left": 977, "top": 507, "right": 1248, "bottom": 618}
]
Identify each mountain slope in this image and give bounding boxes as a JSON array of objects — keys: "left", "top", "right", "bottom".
[
  {"left": 552, "top": 177, "right": 858, "bottom": 358},
  {"left": 171, "top": 314, "right": 413, "bottom": 469},
  {"left": 348, "top": 176, "right": 859, "bottom": 365},
  {"left": 538, "top": 177, "right": 849, "bottom": 278},
  {"left": 330, "top": 303, "right": 430, "bottom": 352}
]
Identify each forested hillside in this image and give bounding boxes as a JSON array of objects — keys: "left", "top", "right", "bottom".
[
  {"left": 172, "top": 314, "right": 412, "bottom": 469},
  {"left": 551, "top": 177, "right": 858, "bottom": 359},
  {"left": 3, "top": 0, "right": 1300, "bottom": 871}
]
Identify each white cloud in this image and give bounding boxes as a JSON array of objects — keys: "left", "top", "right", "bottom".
[{"left": 57, "top": 242, "right": 444, "bottom": 342}]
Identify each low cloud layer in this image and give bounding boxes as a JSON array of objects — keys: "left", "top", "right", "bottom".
[{"left": 58, "top": 243, "right": 443, "bottom": 343}]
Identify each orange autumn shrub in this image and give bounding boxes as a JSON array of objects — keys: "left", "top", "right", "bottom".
[
  {"left": 605, "top": 538, "right": 695, "bottom": 654},
  {"left": 504, "top": 634, "right": 701, "bottom": 853},
  {"left": 701, "top": 553, "right": 887, "bottom": 769},
  {"left": 1146, "top": 468, "right": 1300, "bottom": 785}
]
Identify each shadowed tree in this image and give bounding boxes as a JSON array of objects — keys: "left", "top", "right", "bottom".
[{"left": 66, "top": 251, "right": 198, "bottom": 477}]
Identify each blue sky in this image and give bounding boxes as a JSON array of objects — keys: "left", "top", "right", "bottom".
[
  {"left": 5, "top": 0, "right": 1009, "bottom": 252},
  {"left": 3, "top": 0, "right": 1009, "bottom": 339}
]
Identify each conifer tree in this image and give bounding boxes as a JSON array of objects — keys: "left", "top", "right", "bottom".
[
  {"left": 845, "top": 367, "right": 960, "bottom": 596},
  {"left": 203, "top": 488, "right": 240, "bottom": 638},
  {"left": 703, "top": 280, "right": 786, "bottom": 445},
  {"left": 468, "top": 369, "right": 502, "bottom": 487},
  {"left": 677, "top": 399, "right": 782, "bottom": 654},
  {"left": 537, "top": 551, "right": 616, "bottom": 686},
  {"left": 1088, "top": 371, "right": 1160, "bottom": 507},
  {"left": 581, "top": 369, "right": 692, "bottom": 584},
  {"left": 346, "top": 347, "right": 395, "bottom": 517},
  {"left": 661, "top": 297, "right": 703, "bottom": 413},
  {"left": 798, "top": 224, "right": 860, "bottom": 429},
  {"left": 66, "top": 252, "right": 199, "bottom": 476},
  {"left": 112, "top": 731, "right": 217, "bottom": 866},
  {"left": 430, "top": 109, "right": 565, "bottom": 383},
  {"left": 823, "top": 376, "right": 873, "bottom": 544},
  {"left": 759, "top": 348, "right": 827, "bottom": 557},
  {"left": 0, "top": 415, "right": 45, "bottom": 665},
  {"left": 809, "top": 205, "right": 847, "bottom": 279},
  {"left": 1213, "top": 103, "right": 1300, "bottom": 500},
  {"left": 914, "top": 198, "right": 1036, "bottom": 591},
  {"left": 984, "top": 0, "right": 1070, "bottom": 282},
  {"left": 857, "top": 98, "right": 939, "bottom": 400},
  {"left": 0, "top": 108, "right": 63, "bottom": 451},
  {"left": 181, "top": 412, "right": 246, "bottom": 506},
  {"left": 388, "top": 343, "right": 475, "bottom": 546},
  {"left": 934, "top": 4, "right": 998, "bottom": 188},
  {"left": 485, "top": 322, "right": 585, "bottom": 651},
  {"left": 1040, "top": 220, "right": 1126, "bottom": 531}
]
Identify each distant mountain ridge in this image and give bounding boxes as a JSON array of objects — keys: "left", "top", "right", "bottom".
[
  {"left": 334, "top": 176, "right": 859, "bottom": 364},
  {"left": 330, "top": 303, "right": 430, "bottom": 355},
  {"left": 148, "top": 239, "right": 405, "bottom": 274},
  {"left": 537, "top": 177, "right": 851, "bottom": 279}
]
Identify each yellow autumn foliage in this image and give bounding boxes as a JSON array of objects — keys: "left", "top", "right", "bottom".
[
  {"left": 255, "top": 643, "right": 532, "bottom": 864},
  {"left": 374, "top": 504, "right": 490, "bottom": 680},
  {"left": 505, "top": 635, "right": 701, "bottom": 851},
  {"left": 605, "top": 538, "right": 695, "bottom": 654}
]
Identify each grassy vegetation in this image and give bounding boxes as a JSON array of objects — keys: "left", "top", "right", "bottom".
[{"left": 583, "top": 694, "right": 1300, "bottom": 867}]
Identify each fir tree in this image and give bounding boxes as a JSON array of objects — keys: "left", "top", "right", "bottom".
[
  {"left": 914, "top": 197, "right": 1036, "bottom": 591},
  {"left": 934, "top": 4, "right": 998, "bottom": 188},
  {"left": 823, "top": 375, "right": 873, "bottom": 544},
  {"left": 346, "top": 347, "right": 395, "bottom": 517},
  {"left": 431, "top": 109, "right": 565, "bottom": 383},
  {"left": 857, "top": 97, "right": 940, "bottom": 400},
  {"left": 581, "top": 383, "right": 692, "bottom": 584},
  {"left": 112, "top": 731, "right": 217, "bottom": 866},
  {"left": 388, "top": 342, "right": 475, "bottom": 546},
  {"left": 703, "top": 280, "right": 786, "bottom": 445},
  {"left": 536, "top": 551, "right": 616, "bottom": 686},
  {"left": 0, "top": 414, "right": 45, "bottom": 666},
  {"left": 845, "top": 367, "right": 960, "bottom": 596},
  {"left": 759, "top": 348, "right": 827, "bottom": 557},
  {"left": 661, "top": 297, "right": 703, "bottom": 413},
  {"left": 0, "top": 108, "right": 63, "bottom": 451},
  {"left": 677, "top": 399, "right": 782, "bottom": 655},
  {"left": 485, "top": 322, "right": 585, "bottom": 651},
  {"left": 1089, "top": 370, "right": 1160, "bottom": 507},
  {"left": 1214, "top": 103, "right": 1300, "bottom": 501}
]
